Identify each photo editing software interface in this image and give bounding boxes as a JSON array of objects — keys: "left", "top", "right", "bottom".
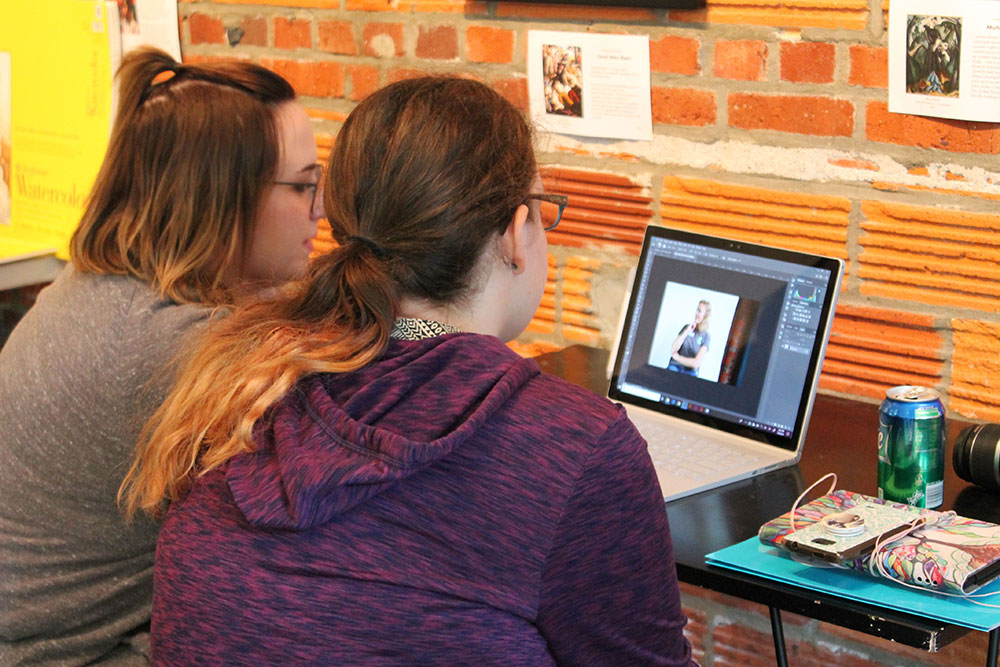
[{"left": 614, "top": 235, "right": 834, "bottom": 446}]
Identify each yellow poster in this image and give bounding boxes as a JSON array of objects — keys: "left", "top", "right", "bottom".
[{"left": 0, "top": 0, "right": 115, "bottom": 260}]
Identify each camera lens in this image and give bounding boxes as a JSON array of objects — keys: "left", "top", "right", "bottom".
[{"left": 953, "top": 424, "right": 1000, "bottom": 491}]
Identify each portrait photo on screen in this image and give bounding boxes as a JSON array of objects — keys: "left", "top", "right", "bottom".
[
  {"left": 648, "top": 283, "right": 738, "bottom": 383},
  {"left": 621, "top": 252, "right": 785, "bottom": 418}
]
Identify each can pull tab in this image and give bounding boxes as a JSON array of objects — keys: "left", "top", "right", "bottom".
[{"left": 902, "top": 386, "right": 929, "bottom": 401}]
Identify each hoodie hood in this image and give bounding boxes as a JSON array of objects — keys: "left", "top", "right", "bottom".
[{"left": 226, "top": 334, "right": 540, "bottom": 530}]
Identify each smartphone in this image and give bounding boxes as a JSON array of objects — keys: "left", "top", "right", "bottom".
[{"left": 783, "top": 501, "right": 921, "bottom": 564}]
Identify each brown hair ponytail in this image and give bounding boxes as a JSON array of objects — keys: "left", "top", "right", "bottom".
[{"left": 120, "top": 76, "right": 536, "bottom": 517}]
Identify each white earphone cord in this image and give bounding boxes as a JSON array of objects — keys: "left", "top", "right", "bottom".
[{"left": 788, "top": 473, "right": 1000, "bottom": 607}]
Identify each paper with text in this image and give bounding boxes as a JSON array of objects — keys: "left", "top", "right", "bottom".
[
  {"left": 889, "top": 0, "right": 1000, "bottom": 122},
  {"left": 528, "top": 31, "right": 652, "bottom": 142}
]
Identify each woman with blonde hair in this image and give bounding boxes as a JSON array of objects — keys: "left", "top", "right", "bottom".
[
  {"left": 669, "top": 299, "right": 712, "bottom": 377},
  {"left": 0, "top": 47, "right": 323, "bottom": 664},
  {"left": 124, "top": 75, "right": 693, "bottom": 664}
]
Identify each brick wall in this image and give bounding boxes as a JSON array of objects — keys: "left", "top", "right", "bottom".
[{"left": 175, "top": 0, "right": 1000, "bottom": 427}]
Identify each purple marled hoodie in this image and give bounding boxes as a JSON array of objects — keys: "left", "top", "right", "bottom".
[{"left": 152, "top": 333, "right": 695, "bottom": 665}]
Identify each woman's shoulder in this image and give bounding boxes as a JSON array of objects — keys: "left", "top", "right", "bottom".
[
  {"left": 53, "top": 265, "right": 212, "bottom": 371},
  {"left": 64, "top": 266, "right": 210, "bottom": 336},
  {"left": 516, "top": 363, "right": 635, "bottom": 444}
]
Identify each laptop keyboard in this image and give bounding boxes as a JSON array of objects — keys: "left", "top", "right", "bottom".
[{"left": 637, "top": 419, "right": 760, "bottom": 480}]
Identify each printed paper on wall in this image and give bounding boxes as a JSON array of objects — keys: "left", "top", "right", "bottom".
[
  {"left": 528, "top": 31, "right": 652, "bottom": 142},
  {"left": 889, "top": 0, "right": 1000, "bottom": 122}
]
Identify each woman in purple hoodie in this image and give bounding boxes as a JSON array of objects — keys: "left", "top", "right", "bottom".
[{"left": 121, "top": 76, "right": 695, "bottom": 666}]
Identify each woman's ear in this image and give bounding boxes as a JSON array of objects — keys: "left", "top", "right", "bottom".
[{"left": 500, "top": 203, "right": 531, "bottom": 275}]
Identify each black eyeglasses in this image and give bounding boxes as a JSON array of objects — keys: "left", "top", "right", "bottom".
[
  {"left": 524, "top": 194, "right": 568, "bottom": 231},
  {"left": 274, "top": 167, "right": 323, "bottom": 210}
]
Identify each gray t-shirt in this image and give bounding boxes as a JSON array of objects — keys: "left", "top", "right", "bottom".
[
  {"left": 677, "top": 325, "right": 710, "bottom": 358},
  {"left": 0, "top": 265, "right": 209, "bottom": 665}
]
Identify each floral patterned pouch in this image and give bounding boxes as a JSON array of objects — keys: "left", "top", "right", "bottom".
[{"left": 758, "top": 490, "right": 1000, "bottom": 594}]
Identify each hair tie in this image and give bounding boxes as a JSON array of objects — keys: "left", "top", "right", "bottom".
[
  {"left": 151, "top": 65, "right": 177, "bottom": 86},
  {"left": 346, "top": 235, "right": 388, "bottom": 260}
]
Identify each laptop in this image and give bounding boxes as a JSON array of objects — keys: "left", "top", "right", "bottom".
[{"left": 608, "top": 226, "right": 844, "bottom": 502}]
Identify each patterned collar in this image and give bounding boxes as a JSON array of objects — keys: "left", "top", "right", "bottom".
[{"left": 390, "top": 318, "right": 462, "bottom": 341}]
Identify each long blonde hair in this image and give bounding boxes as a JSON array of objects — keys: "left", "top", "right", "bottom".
[
  {"left": 119, "top": 76, "right": 537, "bottom": 517},
  {"left": 695, "top": 300, "right": 712, "bottom": 333},
  {"left": 70, "top": 47, "right": 295, "bottom": 304}
]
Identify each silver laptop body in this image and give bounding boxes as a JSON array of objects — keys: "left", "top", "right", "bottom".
[{"left": 608, "top": 226, "right": 844, "bottom": 501}]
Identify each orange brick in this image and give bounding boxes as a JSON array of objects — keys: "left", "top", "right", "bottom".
[
  {"left": 565, "top": 255, "right": 601, "bottom": 270},
  {"left": 561, "top": 277, "right": 589, "bottom": 298},
  {"left": 495, "top": 2, "right": 654, "bottom": 20},
  {"left": 649, "top": 34, "right": 700, "bottom": 75},
  {"left": 872, "top": 180, "right": 1000, "bottom": 202},
  {"left": 652, "top": 87, "right": 716, "bottom": 127},
  {"left": 343, "top": 0, "right": 484, "bottom": 9},
  {"left": 467, "top": 25, "right": 515, "bottom": 64},
  {"left": 314, "top": 132, "right": 335, "bottom": 161},
  {"left": 409, "top": 0, "right": 488, "bottom": 12},
  {"left": 670, "top": 1, "right": 868, "bottom": 31},
  {"left": 491, "top": 76, "right": 528, "bottom": 111},
  {"left": 260, "top": 58, "right": 345, "bottom": 98},
  {"left": 506, "top": 339, "right": 563, "bottom": 358},
  {"left": 859, "top": 200, "right": 1000, "bottom": 312},
  {"left": 661, "top": 175, "right": 850, "bottom": 261},
  {"left": 541, "top": 168, "right": 652, "bottom": 255},
  {"left": 561, "top": 294, "right": 592, "bottom": 316},
  {"left": 820, "top": 304, "right": 944, "bottom": 399},
  {"left": 729, "top": 93, "right": 854, "bottom": 137},
  {"left": 181, "top": 53, "right": 253, "bottom": 65},
  {"left": 525, "top": 321, "right": 556, "bottom": 336},
  {"left": 866, "top": 101, "right": 1000, "bottom": 153},
  {"left": 188, "top": 13, "right": 224, "bottom": 45},
  {"left": 363, "top": 22, "right": 404, "bottom": 58},
  {"left": 416, "top": 24, "right": 458, "bottom": 60},
  {"left": 714, "top": 40, "right": 767, "bottom": 81},
  {"left": 387, "top": 67, "right": 430, "bottom": 84},
  {"left": 563, "top": 324, "right": 601, "bottom": 346},
  {"left": 349, "top": 65, "right": 379, "bottom": 101},
  {"left": 306, "top": 109, "right": 348, "bottom": 124},
  {"left": 345, "top": 0, "right": 396, "bottom": 9},
  {"left": 780, "top": 41, "right": 835, "bottom": 83},
  {"left": 828, "top": 157, "right": 879, "bottom": 171},
  {"left": 274, "top": 16, "right": 311, "bottom": 50},
  {"left": 848, "top": 45, "right": 887, "bottom": 88},
  {"left": 543, "top": 167, "right": 644, "bottom": 190},
  {"left": 318, "top": 20, "right": 358, "bottom": 55},
  {"left": 237, "top": 16, "right": 267, "bottom": 47},
  {"left": 951, "top": 319, "right": 1000, "bottom": 421}
]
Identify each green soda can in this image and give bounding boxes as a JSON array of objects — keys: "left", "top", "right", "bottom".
[{"left": 877, "top": 386, "right": 945, "bottom": 508}]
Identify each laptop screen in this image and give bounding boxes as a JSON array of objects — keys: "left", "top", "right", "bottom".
[{"left": 609, "top": 227, "right": 843, "bottom": 451}]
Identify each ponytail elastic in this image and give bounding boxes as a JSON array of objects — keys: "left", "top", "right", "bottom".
[{"left": 346, "top": 235, "right": 388, "bottom": 260}]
